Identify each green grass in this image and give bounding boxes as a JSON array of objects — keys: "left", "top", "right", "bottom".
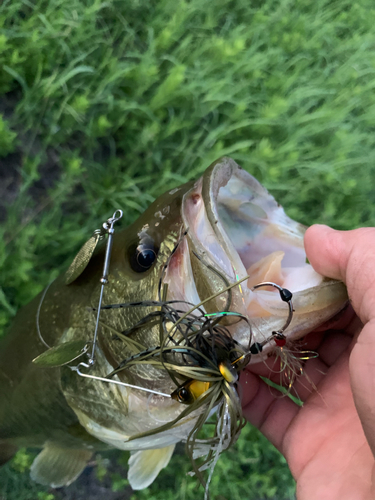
[{"left": 1, "top": 0, "right": 375, "bottom": 498}]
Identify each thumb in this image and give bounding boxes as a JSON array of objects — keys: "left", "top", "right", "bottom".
[
  {"left": 305, "top": 224, "right": 375, "bottom": 455},
  {"left": 304, "top": 225, "right": 375, "bottom": 324}
]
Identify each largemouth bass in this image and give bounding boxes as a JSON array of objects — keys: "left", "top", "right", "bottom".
[{"left": 0, "top": 157, "right": 347, "bottom": 492}]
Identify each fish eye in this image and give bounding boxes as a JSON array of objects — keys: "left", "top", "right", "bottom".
[{"left": 129, "top": 241, "right": 159, "bottom": 273}]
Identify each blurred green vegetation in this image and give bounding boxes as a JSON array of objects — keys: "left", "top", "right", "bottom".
[
  {"left": 1, "top": 0, "right": 375, "bottom": 498},
  {"left": 1, "top": 425, "right": 295, "bottom": 500}
]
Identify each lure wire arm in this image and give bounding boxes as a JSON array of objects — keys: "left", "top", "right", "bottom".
[
  {"left": 88, "top": 209, "right": 123, "bottom": 365},
  {"left": 36, "top": 280, "right": 54, "bottom": 349},
  {"left": 71, "top": 362, "right": 172, "bottom": 398}
]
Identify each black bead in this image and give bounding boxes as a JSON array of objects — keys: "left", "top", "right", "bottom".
[
  {"left": 250, "top": 342, "right": 263, "bottom": 354},
  {"left": 279, "top": 288, "right": 293, "bottom": 302},
  {"left": 178, "top": 388, "right": 190, "bottom": 402}
]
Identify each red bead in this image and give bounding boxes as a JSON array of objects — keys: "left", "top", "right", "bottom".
[{"left": 274, "top": 336, "right": 286, "bottom": 347}]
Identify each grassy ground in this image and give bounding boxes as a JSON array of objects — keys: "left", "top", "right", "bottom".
[{"left": 1, "top": 0, "right": 375, "bottom": 498}]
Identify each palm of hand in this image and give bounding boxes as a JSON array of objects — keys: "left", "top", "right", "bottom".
[
  {"left": 242, "top": 226, "right": 375, "bottom": 500},
  {"left": 242, "top": 323, "right": 374, "bottom": 500},
  {"left": 285, "top": 347, "right": 373, "bottom": 500}
]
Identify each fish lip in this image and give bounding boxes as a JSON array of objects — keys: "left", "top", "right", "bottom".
[
  {"left": 200, "top": 157, "right": 309, "bottom": 272},
  {"left": 180, "top": 157, "right": 348, "bottom": 357},
  {"left": 199, "top": 158, "right": 249, "bottom": 279},
  {"left": 181, "top": 158, "right": 247, "bottom": 283}
]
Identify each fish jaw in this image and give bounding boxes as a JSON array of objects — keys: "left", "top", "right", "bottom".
[{"left": 180, "top": 157, "right": 348, "bottom": 360}]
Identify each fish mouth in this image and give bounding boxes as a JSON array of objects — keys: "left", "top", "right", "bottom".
[{"left": 167, "top": 157, "right": 348, "bottom": 359}]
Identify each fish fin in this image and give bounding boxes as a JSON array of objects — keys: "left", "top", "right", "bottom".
[
  {"left": 128, "top": 444, "right": 175, "bottom": 490},
  {"left": 30, "top": 441, "right": 92, "bottom": 487},
  {"left": 0, "top": 440, "right": 18, "bottom": 466}
]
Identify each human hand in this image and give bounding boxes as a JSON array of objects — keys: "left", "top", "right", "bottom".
[{"left": 241, "top": 225, "right": 375, "bottom": 500}]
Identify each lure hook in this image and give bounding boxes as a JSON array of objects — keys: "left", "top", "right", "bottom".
[{"left": 249, "top": 281, "right": 294, "bottom": 355}]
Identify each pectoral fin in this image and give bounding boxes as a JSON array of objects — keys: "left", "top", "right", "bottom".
[
  {"left": 128, "top": 444, "right": 175, "bottom": 490},
  {"left": 30, "top": 441, "right": 92, "bottom": 487}
]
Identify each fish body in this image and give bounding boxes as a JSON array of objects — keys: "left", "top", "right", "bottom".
[{"left": 0, "top": 157, "right": 347, "bottom": 489}]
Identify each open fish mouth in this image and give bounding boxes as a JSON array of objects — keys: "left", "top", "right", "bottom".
[{"left": 166, "top": 157, "right": 348, "bottom": 360}]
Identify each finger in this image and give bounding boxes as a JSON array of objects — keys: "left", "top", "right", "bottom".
[
  {"left": 349, "top": 318, "right": 375, "bottom": 456},
  {"left": 312, "top": 303, "right": 356, "bottom": 333},
  {"left": 246, "top": 330, "right": 352, "bottom": 406},
  {"left": 290, "top": 331, "right": 353, "bottom": 401},
  {"left": 247, "top": 331, "right": 325, "bottom": 379},
  {"left": 305, "top": 225, "right": 375, "bottom": 324},
  {"left": 248, "top": 329, "right": 351, "bottom": 380},
  {"left": 240, "top": 370, "right": 300, "bottom": 452},
  {"left": 242, "top": 347, "right": 356, "bottom": 456},
  {"left": 316, "top": 330, "right": 352, "bottom": 367},
  {"left": 247, "top": 348, "right": 320, "bottom": 385},
  {"left": 299, "top": 330, "right": 325, "bottom": 351},
  {"left": 284, "top": 356, "right": 327, "bottom": 402},
  {"left": 240, "top": 369, "right": 261, "bottom": 409},
  {"left": 248, "top": 351, "right": 325, "bottom": 403}
]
